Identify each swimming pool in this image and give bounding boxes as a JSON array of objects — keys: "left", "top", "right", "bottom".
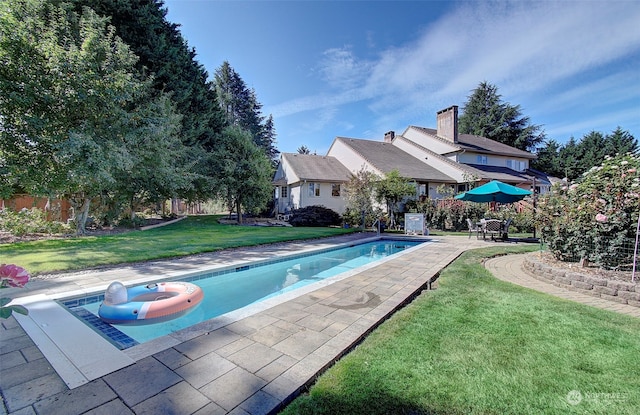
[{"left": 62, "top": 239, "right": 424, "bottom": 349}]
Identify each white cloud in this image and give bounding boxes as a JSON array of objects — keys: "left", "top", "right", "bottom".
[{"left": 270, "top": 0, "right": 640, "bottom": 144}]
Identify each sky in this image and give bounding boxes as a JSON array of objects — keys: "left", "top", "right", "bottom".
[{"left": 163, "top": 0, "right": 640, "bottom": 155}]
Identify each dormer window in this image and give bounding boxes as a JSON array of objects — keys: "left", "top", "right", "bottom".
[{"left": 476, "top": 155, "right": 488, "bottom": 165}]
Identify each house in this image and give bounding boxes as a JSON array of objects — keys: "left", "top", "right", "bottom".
[
  {"left": 272, "top": 153, "right": 352, "bottom": 214},
  {"left": 273, "top": 105, "right": 551, "bottom": 216}
]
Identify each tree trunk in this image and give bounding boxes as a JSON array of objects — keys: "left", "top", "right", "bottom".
[
  {"left": 236, "top": 198, "right": 243, "bottom": 224},
  {"left": 74, "top": 197, "right": 91, "bottom": 235}
]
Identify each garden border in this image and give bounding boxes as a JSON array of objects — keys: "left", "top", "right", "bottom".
[{"left": 523, "top": 253, "right": 639, "bottom": 308}]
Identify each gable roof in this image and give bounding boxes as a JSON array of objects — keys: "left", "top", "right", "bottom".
[
  {"left": 280, "top": 153, "right": 352, "bottom": 183},
  {"left": 335, "top": 137, "right": 456, "bottom": 183},
  {"left": 412, "top": 127, "right": 536, "bottom": 159},
  {"left": 463, "top": 163, "right": 533, "bottom": 184}
]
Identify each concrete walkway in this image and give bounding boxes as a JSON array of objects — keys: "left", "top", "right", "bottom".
[
  {"left": 485, "top": 254, "right": 640, "bottom": 318},
  {"left": 1, "top": 234, "right": 635, "bottom": 415}
]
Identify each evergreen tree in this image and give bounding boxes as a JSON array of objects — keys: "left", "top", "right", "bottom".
[
  {"left": 536, "top": 128, "right": 638, "bottom": 181},
  {"left": 213, "top": 61, "right": 278, "bottom": 160},
  {"left": 297, "top": 145, "right": 311, "bottom": 154},
  {"left": 531, "top": 139, "right": 563, "bottom": 177},
  {"left": 604, "top": 127, "right": 638, "bottom": 156},
  {"left": 459, "top": 81, "right": 546, "bottom": 152},
  {"left": 70, "top": 0, "right": 226, "bottom": 147}
]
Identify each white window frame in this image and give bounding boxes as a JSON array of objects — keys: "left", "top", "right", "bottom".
[{"left": 308, "top": 182, "right": 320, "bottom": 197}]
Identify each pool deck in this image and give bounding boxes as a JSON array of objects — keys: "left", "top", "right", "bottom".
[{"left": 1, "top": 233, "right": 635, "bottom": 415}]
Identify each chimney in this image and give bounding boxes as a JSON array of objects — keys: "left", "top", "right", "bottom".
[
  {"left": 436, "top": 105, "right": 458, "bottom": 143},
  {"left": 384, "top": 131, "right": 395, "bottom": 143}
]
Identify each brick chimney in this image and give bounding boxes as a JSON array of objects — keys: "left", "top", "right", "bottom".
[
  {"left": 436, "top": 105, "right": 458, "bottom": 143},
  {"left": 384, "top": 131, "right": 395, "bottom": 143}
]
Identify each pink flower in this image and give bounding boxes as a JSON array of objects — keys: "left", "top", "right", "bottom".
[
  {"left": 628, "top": 168, "right": 636, "bottom": 174},
  {"left": 595, "top": 213, "right": 608, "bottom": 223},
  {"left": 0, "top": 264, "right": 30, "bottom": 288}
]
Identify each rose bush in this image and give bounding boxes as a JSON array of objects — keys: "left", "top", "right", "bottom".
[
  {"left": 537, "top": 153, "right": 640, "bottom": 269},
  {"left": 0, "top": 264, "right": 30, "bottom": 318}
]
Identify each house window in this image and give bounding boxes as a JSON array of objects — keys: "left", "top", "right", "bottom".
[
  {"left": 476, "top": 155, "right": 488, "bottom": 165},
  {"left": 308, "top": 182, "right": 320, "bottom": 197},
  {"left": 331, "top": 184, "right": 341, "bottom": 197},
  {"left": 507, "top": 159, "right": 526, "bottom": 171},
  {"left": 280, "top": 186, "right": 288, "bottom": 198}
]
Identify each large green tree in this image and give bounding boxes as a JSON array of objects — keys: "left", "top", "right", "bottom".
[
  {"left": 459, "top": 81, "right": 546, "bottom": 152},
  {"left": 213, "top": 61, "right": 278, "bottom": 162},
  {"left": 214, "top": 126, "right": 273, "bottom": 224},
  {"left": 0, "top": 0, "right": 185, "bottom": 233},
  {"left": 374, "top": 170, "right": 416, "bottom": 229},
  {"left": 69, "top": 0, "right": 227, "bottom": 204}
]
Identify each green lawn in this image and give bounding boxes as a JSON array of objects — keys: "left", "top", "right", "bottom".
[
  {"left": 0, "top": 215, "right": 355, "bottom": 274},
  {"left": 281, "top": 246, "right": 640, "bottom": 415}
]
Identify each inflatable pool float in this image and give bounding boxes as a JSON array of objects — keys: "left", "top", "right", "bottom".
[{"left": 98, "top": 281, "right": 204, "bottom": 325}]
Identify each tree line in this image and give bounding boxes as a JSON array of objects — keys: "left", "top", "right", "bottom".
[{"left": 0, "top": 0, "right": 276, "bottom": 232}]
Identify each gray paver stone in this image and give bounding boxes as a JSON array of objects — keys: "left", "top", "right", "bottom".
[
  {"left": 192, "top": 402, "right": 228, "bottom": 415},
  {"left": 174, "top": 328, "right": 241, "bottom": 360},
  {"left": 0, "top": 351, "right": 25, "bottom": 371},
  {"left": 83, "top": 398, "right": 134, "bottom": 415},
  {"left": 228, "top": 342, "right": 283, "bottom": 373},
  {"left": 0, "top": 359, "right": 54, "bottom": 390},
  {"left": 103, "top": 356, "right": 181, "bottom": 407},
  {"left": 175, "top": 351, "right": 235, "bottom": 389},
  {"left": 199, "top": 367, "right": 267, "bottom": 411},
  {"left": 262, "top": 373, "right": 302, "bottom": 402},
  {"left": 153, "top": 347, "right": 193, "bottom": 370},
  {"left": 254, "top": 354, "right": 298, "bottom": 383},
  {"left": 33, "top": 379, "right": 116, "bottom": 415},
  {"left": 238, "top": 390, "right": 281, "bottom": 415},
  {"left": 5, "top": 405, "right": 36, "bottom": 415},
  {"left": 2, "top": 373, "right": 67, "bottom": 413},
  {"left": 132, "top": 381, "right": 210, "bottom": 415}
]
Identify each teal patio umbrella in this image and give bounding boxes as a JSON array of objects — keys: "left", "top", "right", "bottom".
[{"left": 455, "top": 180, "right": 531, "bottom": 203}]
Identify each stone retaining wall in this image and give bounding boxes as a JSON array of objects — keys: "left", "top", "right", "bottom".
[{"left": 523, "top": 254, "right": 639, "bottom": 308}]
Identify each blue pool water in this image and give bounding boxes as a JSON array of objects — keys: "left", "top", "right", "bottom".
[{"left": 62, "top": 239, "right": 423, "bottom": 349}]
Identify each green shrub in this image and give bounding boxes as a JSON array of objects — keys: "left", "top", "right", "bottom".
[
  {"left": 0, "top": 208, "right": 71, "bottom": 236},
  {"left": 289, "top": 205, "right": 342, "bottom": 227},
  {"left": 537, "top": 153, "right": 640, "bottom": 268}
]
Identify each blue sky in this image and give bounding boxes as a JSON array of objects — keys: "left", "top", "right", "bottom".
[{"left": 164, "top": 0, "right": 640, "bottom": 155}]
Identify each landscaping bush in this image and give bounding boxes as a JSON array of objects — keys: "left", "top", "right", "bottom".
[
  {"left": 537, "top": 153, "right": 640, "bottom": 268},
  {"left": 289, "top": 205, "right": 342, "bottom": 227},
  {"left": 0, "top": 208, "right": 70, "bottom": 236}
]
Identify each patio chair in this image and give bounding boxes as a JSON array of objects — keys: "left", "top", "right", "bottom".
[
  {"left": 466, "top": 218, "right": 482, "bottom": 239},
  {"left": 501, "top": 218, "right": 513, "bottom": 240},
  {"left": 483, "top": 219, "right": 502, "bottom": 240}
]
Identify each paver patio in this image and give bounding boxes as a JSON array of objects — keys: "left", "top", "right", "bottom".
[{"left": 1, "top": 234, "right": 635, "bottom": 414}]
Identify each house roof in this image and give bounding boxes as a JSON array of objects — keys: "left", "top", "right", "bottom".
[
  {"left": 412, "top": 127, "right": 536, "bottom": 159},
  {"left": 335, "top": 137, "right": 456, "bottom": 183},
  {"left": 281, "top": 153, "right": 352, "bottom": 183},
  {"left": 463, "top": 163, "right": 534, "bottom": 184}
]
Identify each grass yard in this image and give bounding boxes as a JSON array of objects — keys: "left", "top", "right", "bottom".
[
  {"left": 281, "top": 246, "right": 640, "bottom": 415},
  {"left": 0, "top": 215, "right": 355, "bottom": 274}
]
